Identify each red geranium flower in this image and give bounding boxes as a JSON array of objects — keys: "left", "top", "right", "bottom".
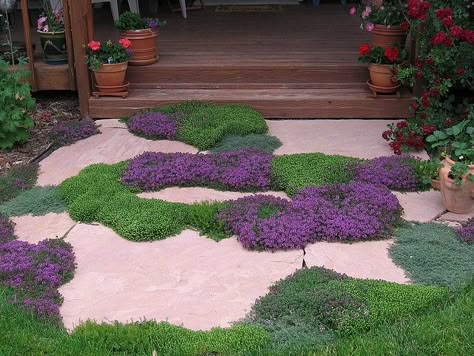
[
  {"left": 400, "top": 21, "right": 410, "bottom": 31},
  {"left": 450, "top": 25, "right": 464, "bottom": 38},
  {"left": 435, "top": 8, "right": 453, "bottom": 20},
  {"left": 384, "top": 47, "right": 399, "bottom": 62},
  {"left": 431, "top": 31, "right": 447, "bottom": 45},
  {"left": 87, "top": 40, "right": 101, "bottom": 51},
  {"left": 359, "top": 43, "right": 371, "bottom": 56},
  {"left": 456, "top": 68, "right": 465, "bottom": 74},
  {"left": 464, "top": 29, "right": 474, "bottom": 44},
  {"left": 442, "top": 17, "right": 454, "bottom": 28},
  {"left": 119, "top": 38, "right": 132, "bottom": 49}
]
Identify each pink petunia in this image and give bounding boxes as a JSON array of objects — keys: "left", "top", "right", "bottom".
[
  {"left": 349, "top": 7, "right": 356, "bottom": 15},
  {"left": 365, "top": 22, "right": 375, "bottom": 32}
]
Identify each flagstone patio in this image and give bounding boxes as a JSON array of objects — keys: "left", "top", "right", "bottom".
[{"left": 17, "top": 118, "right": 466, "bottom": 331}]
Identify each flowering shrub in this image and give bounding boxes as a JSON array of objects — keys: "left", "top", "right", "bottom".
[
  {"left": 127, "top": 112, "right": 178, "bottom": 139},
  {"left": 382, "top": 120, "right": 436, "bottom": 154},
  {"left": 114, "top": 11, "right": 163, "bottom": 31},
  {"left": 386, "top": 0, "right": 474, "bottom": 153},
  {"left": 218, "top": 182, "right": 402, "bottom": 250},
  {"left": 350, "top": 0, "right": 408, "bottom": 31},
  {"left": 352, "top": 155, "right": 420, "bottom": 192},
  {"left": 84, "top": 39, "right": 132, "bottom": 70},
  {"left": 0, "top": 213, "right": 75, "bottom": 321},
  {"left": 358, "top": 43, "right": 406, "bottom": 64},
  {"left": 122, "top": 148, "right": 273, "bottom": 191},
  {"left": 37, "top": 0, "right": 64, "bottom": 33},
  {"left": 49, "top": 118, "right": 99, "bottom": 146},
  {"left": 457, "top": 218, "right": 474, "bottom": 243}
]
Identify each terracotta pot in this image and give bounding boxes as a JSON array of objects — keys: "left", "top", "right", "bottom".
[
  {"left": 431, "top": 179, "right": 441, "bottom": 190},
  {"left": 439, "top": 157, "right": 474, "bottom": 214},
  {"left": 37, "top": 30, "right": 68, "bottom": 65},
  {"left": 371, "top": 25, "right": 407, "bottom": 49},
  {"left": 368, "top": 63, "right": 396, "bottom": 88},
  {"left": 93, "top": 62, "right": 128, "bottom": 87},
  {"left": 120, "top": 29, "right": 159, "bottom": 66}
]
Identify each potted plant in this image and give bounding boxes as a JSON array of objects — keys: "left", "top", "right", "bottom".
[
  {"left": 37, "top": 0, "right": 67, "bottom": 64},
  {"left": 350, "top": 0, "right": 409, "bottom": 48},
  {"left": 84, "top": 39, "right": 132, "bottom": 90},
  {"left": 426, "top": 120, "right": 474, "bottom": 213},
  {"left": 115, "top": 11, "right": 163, "bottom": 66},
  {"left": 358, "top": 42, "right": 406, "bottom": 92}
]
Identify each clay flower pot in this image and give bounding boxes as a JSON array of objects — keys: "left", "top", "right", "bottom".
[
  {"left": 368, "top": 63, "right": 396, "bottom": 88},
  {"left": 371, "top": 25, "right": 407, "bottom": 49},
  {"left": 93, "top": 62, "right": 128, "bottom": 87},
  {"left": 439, "top": 157, "right": 474, "bottom": 214},
  {"left": 431, "top": 179, "right": 441, "bottom": 190},
  {"left": 120, "top": 29, "right": 159, "bottom": 66}
]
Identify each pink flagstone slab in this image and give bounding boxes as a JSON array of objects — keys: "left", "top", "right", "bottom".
[
  {"left": 394, "top": 190, "right": 445, "bottom": 222},
  {"left": 59, "top": 224, "right": 303, "bottom": 331},
  {"left": 304, "top": 240, "right": 409, "bottom": 284},
  {"left": 38, "top": 128, "right": 198, "bottom": 186},
  {"left": 138, "top": 187, "right": 289, "bottom": 203},
  {"left": 95, "top": 119, "right": 127, "bottom": 129},
  {"left": 12, "top": 213, "right": 76, "bottom": 243},
  {"left": 439, "top": 211, "right": 473, "bottom": 223},
  {"left": 267, "top": 119, "right": 429, "bottom": 160}
]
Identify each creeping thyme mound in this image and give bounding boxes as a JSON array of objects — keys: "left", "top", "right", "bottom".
[
  {"left": 0, "top": 213, "right": 75, "bottom": 321},
  {"left": 127, "top": 112, "right": 178, "bottom": 140},
  {"left": 219, "top": 182, "right": 402, "bottom": 250},
  {"left": 122, "top": 148, "right": 273, "bottom": 191},
  {"left": 457, "top": 218, "right": 474, "bottom": 243},
  {"left": 352, "top": 155, "right": 419, "bottom": 191},
  {"left": 50, "top": 118, "right": 100, "bottom": 146}
]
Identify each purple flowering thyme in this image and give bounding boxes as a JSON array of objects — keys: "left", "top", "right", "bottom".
[
  {"left": 127, "top": 111, "right": 178, "bottom": 140},
  {"left": 218, "top": 182, "right": 403, "bottom": 250},
  {"left": 352, "top": 155, "right": 419, "bottom": 192},
  {"left": 457, "top": 218, "right": 474, "bottom": 243},
  {"left": 50, "top": 118, "right": 99, "bottom": 146},
  {"left": 122, "top": 148, "right": 273, "bottom": 191}
]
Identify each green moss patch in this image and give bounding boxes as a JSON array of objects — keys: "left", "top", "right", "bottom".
[
  {"left": 271, "top": 153, "right": 360, "bottom": 195},
  {"left": 210, "top": 134, "right": 282, "bottom": 153},
  {"left": 390, "top": 223, "right": 474, "bottom": 291},
  {"left": 124, "top": 101, "right": 268, "bottom": 150},
  {"left": 0, "top": 186, "right": 66, "bottom": 217}
]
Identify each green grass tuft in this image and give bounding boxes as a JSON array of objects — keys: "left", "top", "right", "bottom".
[
  {"left": 0, "top": 185, "right": 66, "bottom": 217},
  {"left": 209, "top": 134, "right": 282, "bottom": 153},
  {"left": 390, "top": 222, "right": 474, "bottom": 291},
  {"left": 271, "top": 153, "right": 360, "bottom": 195},
  {"left": 0, "top": 163, "right": 38, "bottom": 204}
]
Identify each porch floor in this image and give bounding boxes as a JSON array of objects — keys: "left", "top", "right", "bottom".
[{"left": 90, "top": 3, "right": 413, "bottom": 118}]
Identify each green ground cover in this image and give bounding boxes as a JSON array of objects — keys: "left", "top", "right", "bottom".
[
  {"left": 0, "top": 163, "right": 38, "bottom": 204},
  {"left": 209, "top": 134, "right": 282, "bottom": 153}
]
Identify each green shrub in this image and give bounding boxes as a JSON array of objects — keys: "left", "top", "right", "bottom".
[
  {"left": 210, "top": 134, "right": 282, "bottom": 153},
  {"left": 0, "top": 163, "right": 38, "bottom": 204},
  {"left": 125, "top": 101, "right": 268, "bottom": 150},
  {"left": 0, "top": 185, "right": 65, "bottom": 217},
  {"left": 0, "top": 59, "right": 35, "bottom": 149},
  {"left": 271, "top": 153, "right": 360, "bottom": 195},
  {"left": 390, "top": 223, "right": 474, "bottom": 291}
]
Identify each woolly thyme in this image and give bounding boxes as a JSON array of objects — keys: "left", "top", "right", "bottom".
[
  {"left": 0, "top": 186, "right": 66, "bottom": 217},
  {"left": 0, "top": 214, "right": 75, "bottom": 321},
  {"left": 49, "top": 118, "right": 99, "bottom": 147},
  {"left": 123, "top": 101, "right": 268, "bottom": 150},
  {"left": 219, "top": 182, "right": 402, "bottom": 250},
  {"left": 210, "top": 134, "right": 282, "bottom": 153},
  {"left": 122, "top": 148, "right": 273, "bottom": 192},
  {"left": 0, "top": 163, "right": 38, "bottom": 204}
]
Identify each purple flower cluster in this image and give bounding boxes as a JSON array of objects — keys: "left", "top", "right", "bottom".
[
  {"left": 457, "top": 218, "right": 474, "bottom": 243},
  {"left": 0, "top": 213, "right": 75, "bottom": 320},
  {"left": 127, "top": 112, "right": 178, "bottom": 139},
  {"left": 50, "top": 118, "right": 99, "bottom": 146},
  {"left": 218, "top": 182, "right": 402, "bottom": 250},
  {"left": 122, "top": 148, "right": 273, "bottom": 191},
  {"left": 352, "top": 155, "right": 418, "bottom": 191}
]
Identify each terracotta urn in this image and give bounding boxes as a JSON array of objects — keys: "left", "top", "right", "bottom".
[
  {"left": 120, "top": 29, "right": 159, "bottom": 66},
  {"left": 439, "top": 157, "right": 474, "bottom": 214},
  {"left": 368, "top": 63, "right": 396, "bottom": 88},
  {"left": 371, "top": 25, "right": 407, "bottom": 49},
  {"left": 93, "top": 62, "right": 128, "bottom": 87}
]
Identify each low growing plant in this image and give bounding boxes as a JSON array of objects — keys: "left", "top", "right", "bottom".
[
  {"left": 84, "top": 39, "right": 132, "bottom": 70},
  {"left": 0, "top": 163, "right": 38, "bottom": 204},
  {"left": 49, "top": 118, "right": 100, "bottom": 147},
  {"left": 210, "top": 134, "right": 282, "bottom": 153},
  {"left": 457, "top": 218, "right": 474, "bottom": 243},
  {"left": 114, "top": 11, "right": 163, "bottom": 31}
]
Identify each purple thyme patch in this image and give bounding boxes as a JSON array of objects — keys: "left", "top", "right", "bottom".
[
  {"left": 50, "top": 118, "right": 99, "bottom": 146},
  {"left": 457, "top": 218, "right": 474, "bottom": 243},
  {"left": 127, "top": 112, "right": 178, "bottom": 140}
]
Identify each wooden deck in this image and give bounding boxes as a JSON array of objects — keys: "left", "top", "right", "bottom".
[{"left": 26, "top": 2, "right": 414, "bottom": 118}]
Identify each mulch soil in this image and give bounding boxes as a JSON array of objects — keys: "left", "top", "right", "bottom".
[{"left": 0, "top": 92, "right": 80, "bottom": 173}]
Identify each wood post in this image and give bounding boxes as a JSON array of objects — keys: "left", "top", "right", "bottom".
[
  {"left": 67, "top": 0, "right": 93, "bottom": 118},
  {"left": 20, "top": 0, "right": 37, "bottom": 91}
]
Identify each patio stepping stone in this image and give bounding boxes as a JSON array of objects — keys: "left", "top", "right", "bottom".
[
  {"left": 439, "top": 211, "right": 473, "bottom": 224},
  {"left": 267, "top": 119, "right": 429, "bottom": 160},
  {"left": 95, "top": 119, "right": 127, "bottom": 129},
  {"left": 138, "top": 187, "right": 289, "bottom": 204},
  {"left": 394, "top": 190, "right": 446, "bottom": 222},
  {"left": 12, "top": 212, "right": 76, "bottom": 243},
  {"left": 38, "top": 127, "right": 198, "bottom": 186},
  {"left": 304, "top": 240, "right": 409, "bottom": 284},
  {"left": 59, "top": 224, "right": 303, "bottom": 331}
]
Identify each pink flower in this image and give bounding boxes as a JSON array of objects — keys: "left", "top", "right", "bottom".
[
  {"left": 365, "top": 6, "right": 372, "bottom": 14},
  {"left": 43, "top": 25, "right": 49, "bottom": 32},
  {"left": 37, "top": 16, "right": 47, "bottom": 31},
  {"left": 349, "top": 7, "right": 356, "bottom": 15},
  {"left": 365, "top": 22, "right": 375, "bottom": 32},
  {"left": 362, "top": 10, "right": 369, "bottom": 19}
]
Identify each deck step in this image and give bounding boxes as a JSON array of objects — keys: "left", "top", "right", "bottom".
[{"left": 90, "top": 88, "right": 413, "bottom": 119}]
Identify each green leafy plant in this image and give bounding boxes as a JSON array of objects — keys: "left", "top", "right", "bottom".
[
  {"left": 0, "top": 59, "right": 35, "bottom": 149},
  {"left": 349, "top": 0, "right": 408, "bottom": 29},
  {"left": 84, "top": 39, "right": 132, "bottom": 71},
  {"left": 425, "top": 120, "right": 474, "bottom": 162},
  {"left": 448, "top": 161, "right": 474, "bottom": 185},
  {"left": 114, "top": 11, "right": 163, "bottom": 31},
  {"left": 358, "top": 43, "right": 407, "bottom": 64},
  {"left": 414, "top": 158, "right": 443, "bottom": 187},
  {"left": 37, "top": 0, "right": 64, "bottom": 33}
]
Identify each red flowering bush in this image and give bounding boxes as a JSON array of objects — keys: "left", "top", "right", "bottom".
[
  {"left": 382, "top": 120, "right": 435, "bottom": 154},
  {"left": 384, "top": 0, "right": 474, "bottom": 154}
]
